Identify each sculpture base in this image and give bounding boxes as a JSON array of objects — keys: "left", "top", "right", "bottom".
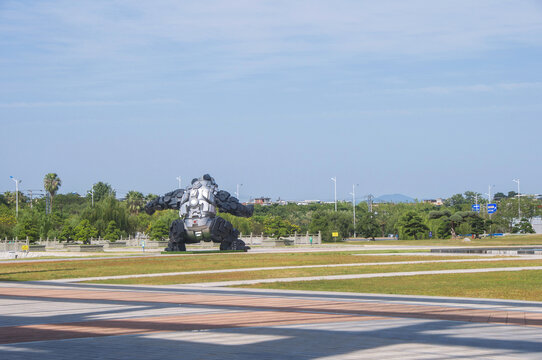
[{"left": 161, "top": 249, "right": 247, "bottom": 254}]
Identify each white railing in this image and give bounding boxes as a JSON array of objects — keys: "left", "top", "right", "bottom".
[{"left": 0, "top": 231, "right": 322, "bottom": 254}]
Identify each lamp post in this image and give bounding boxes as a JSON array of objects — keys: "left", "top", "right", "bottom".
[
  {"left": 485, "top": 184, "right": 495, "bottom": 218},
  {"left": 10, "top": 176, "right": 21, "bottom": 218},
  {"left": 236, "top": 184, "right": 243, "bottom": 201},
  {"left": 485, "top": 185, "right": 495, "bottom": 204},
  {"left": 513, "top": 178, "right": 521, "bottom": 219},
  {"left": 350, "top": 184, "right": 358, "bottom": 237},
  {"left": 176, "top": 176, "right": 182, "bottom": 189},
  {"left": 331, "top": 177, "right": 337, "bottom": 211}
]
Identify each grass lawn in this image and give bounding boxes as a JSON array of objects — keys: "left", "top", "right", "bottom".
[
  {"left": 0, "top": 252, "right": 471, "bottom": 281},
  {"left": 87, "top": 258, "right": 542, "bottom": 285},
  {"left": 241, "top": 270, "right": 542, "bottom": 302},
  {"left": 344, "top": 234, "right": 542, "bottom": 247}
]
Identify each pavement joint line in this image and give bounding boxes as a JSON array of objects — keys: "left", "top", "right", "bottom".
[{"left": 45, "top": 256, "right": 540, "bottom": 283}]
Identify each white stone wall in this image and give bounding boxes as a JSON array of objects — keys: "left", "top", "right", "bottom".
[{"left": 532, "top": 217, "right": 542, "bottom": 234}]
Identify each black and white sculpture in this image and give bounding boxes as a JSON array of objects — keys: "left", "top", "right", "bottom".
[{"left": 145, "top": 174, "right": 253, "bottom": 251}]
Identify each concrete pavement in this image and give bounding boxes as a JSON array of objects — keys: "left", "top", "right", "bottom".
[{"left": 2, "top": 281, "right": 542, "bottom": 359}]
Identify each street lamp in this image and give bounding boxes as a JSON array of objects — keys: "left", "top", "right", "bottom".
[
  {"left": 176, "top": 176, "right": 182, "bottom": 189},
  {"left": 485, "top": 185, "right": 495, "bottom": 204},
  {"left": 513, "top": 178, "right": 521, "bottom": 219},
  {"left": 331, "top": 177, "right": 337, "bottom": 211},
  {"left": 9, "top": 176, "right": 21, "bottom": 218},
  {"left": 485, "top": 184, "right": 495, "bottom": 220},
  {"left": 236, "top": 184, "right": 243, "bottom": 201},
  {"left": 350, "top": 184, "right": 358, "bottom": 237}
]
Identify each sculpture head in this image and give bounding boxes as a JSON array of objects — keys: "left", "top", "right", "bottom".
[
  {"left": 191, "top": 174, "right": 216, "bottom": 186},
  {"left": 202, "top": 174, "right": 216, "bottom": 185}
]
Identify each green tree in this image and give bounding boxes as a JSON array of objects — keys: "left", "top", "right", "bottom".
[
  {"left": 104, "top": 220, "right": 121, "bottom": 241},
  {"left": 73, "top": 219, "right": 98, "bottom": 244},
  {"left": 43, "top": 173, "right": 62, "bottom": 213},
  {"left": 80, "top": 196, "right": 131, "bottom": 236},
  {"left": 512, "top": 218, "right": 535, "bottom": 234},
  {"left": 0, "top": 205, "right": 16, "bottom": 238},
  {"left": 148, "top": 211, "right": 178, "bottom": 240},
  {"left": 398, "top": 211, "right": 429, "bottom": 240},
  {"left": 54, "top": 193, "right": 87, "bottom": 215},
  {"left": 429, "top": 210, "right": 473, "bottom": 238},
  {"left": 464, "top": 191, "right": 484, "bottom": 205},
  {"left": 87, "top": 182, "right": 116, "bottom": 203},
  {"left": 218, "top": 212, "right": 254, "bottom": 235},
  {"left": 59, "top": 223, "right": 75, "bottom": 242},
  {"left": 356, "top": 210, "right": 380, "bottom": 240},
  {"left": 469, "top": 214, "right": 487, "bottom": 238},
  {"left": 263, "top": 216, "right": 300, "bottom": 238},
  {"left": 125, "top": 191, "right": 145, "bottom": 214},
  {"left": 444, "top": 194, "right": 467, "bottom": 209},
  {"left": 148, "top": 217, "right": 170, "bottom": 240},
  {"left": 14, "top": 209, "right": 40, "bottom": 241},
  {"left": 308, "top": 210, "right": 353, "bottom": 241},
  {"left": 39, "top": 211, "right": 62, "bottom": 239}
]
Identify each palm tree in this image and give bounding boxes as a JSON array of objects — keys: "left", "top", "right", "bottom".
[
  {"left": 126, "top": 190, "right": 144, "bottom": 214},
  {"left": 43, "top": 173, "right": 61, "bottom": 213}
]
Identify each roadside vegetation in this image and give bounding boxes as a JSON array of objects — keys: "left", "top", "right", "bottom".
[{"left": 0, "top": 174, "right": 540, "bottom": 243}]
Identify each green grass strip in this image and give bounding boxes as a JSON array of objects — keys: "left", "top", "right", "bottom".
[
  {"left": 86, "top": 258, "right": 542, "bottom": 285},
  {"left": 241, "top": 270, "right": 542, "bottom": 302},
  {"left": 3, "top": 252, "right": 466, "bottom": 281}
]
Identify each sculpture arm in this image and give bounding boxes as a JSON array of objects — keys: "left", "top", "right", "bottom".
[
  {"left": 145, "top": 189, "right": 185, "bottom": 215},
  {"left": 215, "top": 190, "right": 254, "bottom": 218}
]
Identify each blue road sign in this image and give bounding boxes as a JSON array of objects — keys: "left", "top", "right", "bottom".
[
  {"left": 429, "top": 231, "right": 433, "bottom": 238},
  {"left": 472, "top": 204, "right": 480, "bottom": 212},
  {"left": 487, "top": 203, "right": 497, "bottom": 214}
]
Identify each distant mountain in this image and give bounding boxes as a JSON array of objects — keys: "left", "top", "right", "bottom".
[{"left": 374, "top": 194, "right": 415, "bottom": 203}]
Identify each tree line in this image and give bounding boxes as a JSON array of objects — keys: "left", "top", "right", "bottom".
[{"left": 0, "top": 174, "right": 539, "bottom": 242}]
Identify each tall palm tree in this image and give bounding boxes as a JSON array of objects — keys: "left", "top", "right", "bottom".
[
  {"left": 125, "top": 190, "right": 144, "bottom": 214},
  {"left": 43, "top": 173, "right": 61, "bottom": 213}
]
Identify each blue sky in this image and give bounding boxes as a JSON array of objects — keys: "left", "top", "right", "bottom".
[{"left": 1, "top": 0, "right": 542, "bottom": 202}]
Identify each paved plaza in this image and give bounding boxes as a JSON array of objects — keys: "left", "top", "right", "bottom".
[{"left": 2, "top": 281, "right": 542, "bottom": 359}]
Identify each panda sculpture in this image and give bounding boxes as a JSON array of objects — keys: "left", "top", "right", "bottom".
[{"left": 145, "top": 174, "right": 253, "bottom": 251}]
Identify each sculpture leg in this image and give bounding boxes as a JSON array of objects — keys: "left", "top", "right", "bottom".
[
  {"left": 211, "top": 217, "right": 250, "bottom": 251},
  {"left": 166, "top": 219, "right": 186, "bottom": 251}
]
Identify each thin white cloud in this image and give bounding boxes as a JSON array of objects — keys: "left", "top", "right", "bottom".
[
  {"left": 1, "top": 0, "right": 541, "bottom": 77},
  {"left": 387, "top": 82, "right": 542, "bottom": 95},
  {"left": 0, "top": 98, "right": 181, "bottom": 108}
]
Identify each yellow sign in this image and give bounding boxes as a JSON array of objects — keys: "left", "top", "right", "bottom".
[
  {"left": 332, "top": 232, "right": 339, "bottom": 237},
  {"left": 21, "top": 245, "right": 29, "bottom": 251}
]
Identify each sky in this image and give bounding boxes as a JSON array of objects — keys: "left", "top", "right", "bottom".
[{"left": 1, "top": 0, "right": 542, "bottom": 202}]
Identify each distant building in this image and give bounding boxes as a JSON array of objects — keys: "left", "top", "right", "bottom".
[
  {"left": 253, "top": 197, "right": 272, "bottom": 205},
  {"left": 422, "top": 198, "right": 444, "bottom": 206},
  {"left": 297, "top": 200, "right": 322, "bottom": 205}
]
